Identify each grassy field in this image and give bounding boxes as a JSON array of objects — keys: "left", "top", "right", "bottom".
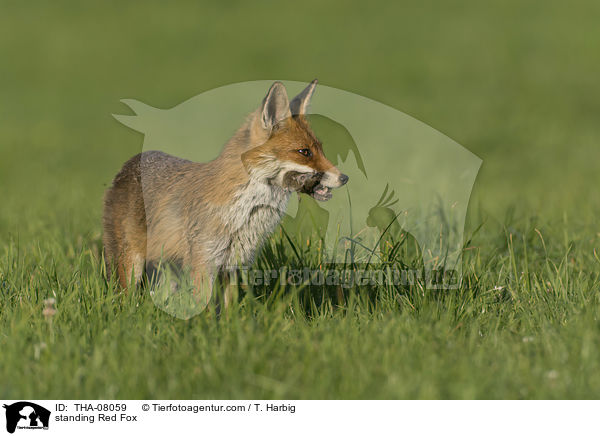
[{"left": 1, "top": 1, "right": 600, "bottom": 399}]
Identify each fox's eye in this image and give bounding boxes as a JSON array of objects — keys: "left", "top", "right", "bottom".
[{"left": 298, "top": 148, "right": 312, "bottom": 157}]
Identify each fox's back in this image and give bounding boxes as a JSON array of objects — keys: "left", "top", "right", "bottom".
[
  {"left": 104, "top": 149, "right": 254, "bottom": 264},
  {"left": 103, "top": 151, "right": 197, "bottom": 266}
]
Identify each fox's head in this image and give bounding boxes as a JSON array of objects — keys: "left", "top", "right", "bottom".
[{"left": 241, "top": 80, "right": 349, "bottom": 201}]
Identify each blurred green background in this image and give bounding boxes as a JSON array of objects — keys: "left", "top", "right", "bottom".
[{"left": 2, "top": 0, "right": 599, "bottom": 241}]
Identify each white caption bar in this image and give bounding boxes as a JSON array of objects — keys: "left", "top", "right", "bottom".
[{"left": 0, "top": 400, "right": 597, "bottom": 435}]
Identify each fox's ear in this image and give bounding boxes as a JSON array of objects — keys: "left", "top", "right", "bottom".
[
  {"left": 290, "top": 79, "right": 317, "bottom": 116},
  {"left": 261, "top": 81, "right": 291, "bottom": 131}
]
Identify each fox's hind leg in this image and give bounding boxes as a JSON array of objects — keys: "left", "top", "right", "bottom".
[
  {"left": 103, "top": 214, "right": 147, "bottom": 290},
  {"left": 119, "top": 244, "right": 146, "bottom": 290},
  {"left": 103, "top": 154, "right": 147, "bottom": 291},
  {"left": 115, "top": 214, "right": 147, "bottom": 290}
]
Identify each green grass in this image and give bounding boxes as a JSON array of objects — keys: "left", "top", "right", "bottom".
[{"left": 1, "top": 0, "right": 600, "bottom": 399}]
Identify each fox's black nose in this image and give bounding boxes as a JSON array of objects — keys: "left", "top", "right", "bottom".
[{"left": 339, "top": 174, "right": 349, "bottom": 185}]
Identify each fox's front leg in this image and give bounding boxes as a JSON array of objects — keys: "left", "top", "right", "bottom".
[
  {"left": 218, "top": 270, "right": 239, "bottom": 313},
  {"left": 190, "top": 261, "right": 214, "bottom": 310}
]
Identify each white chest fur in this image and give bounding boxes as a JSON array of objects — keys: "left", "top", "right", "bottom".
[{"left": 220, "top": 180, "right": 291, "bottom": 267}]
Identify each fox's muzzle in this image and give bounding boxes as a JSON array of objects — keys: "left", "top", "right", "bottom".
[
  {"left": 320, "top": 169, "right": 349, "bottom": 189},
  {"left": 312, "top": 172, "right": 348, "bottom": 201}
]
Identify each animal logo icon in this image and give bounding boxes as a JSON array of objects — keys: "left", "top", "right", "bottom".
[{"left": 3, "top": 402, "right": 50, "bottom": 434}]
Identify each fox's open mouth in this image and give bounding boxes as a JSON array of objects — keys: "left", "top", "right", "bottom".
[
  {"left": 282, "top": 171, "right": 334, "bottom": 201},
  {"left": 310, "top": 183, "right": 332, "bottom": 201}
]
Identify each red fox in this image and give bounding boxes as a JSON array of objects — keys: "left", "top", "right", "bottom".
[{"left": 103, "top": 80, "right": 348, "bottom": 299}]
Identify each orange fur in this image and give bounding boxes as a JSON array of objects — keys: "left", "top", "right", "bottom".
[{"left": 103, "top": 80, "right": 348, "bottom": 298}]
